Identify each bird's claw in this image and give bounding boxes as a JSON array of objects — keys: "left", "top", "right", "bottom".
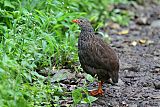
[{"left": 89, "top": 89, "right": 104, "bottom": 96}]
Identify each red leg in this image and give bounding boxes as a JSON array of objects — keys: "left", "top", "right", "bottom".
[{"left": 89, "top": 81, "right": 104, "bottom": 96}]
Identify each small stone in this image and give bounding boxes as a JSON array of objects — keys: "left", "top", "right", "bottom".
[
  {"left": 124, "top": 71, "right": 135, "bottom": 78},
  {"left": 51, "top": 69, "right": 75, "bottom": 82},
  {"left": 151, "top": 20, "right": 160, "bottom": 28},
  {"left": 131, "top": 41, "right": 137, "bottom": 46},
  {"left": 62, "top": 79, "right": 70, "bottom": 84},
  {"left": 107, "top": 102, "right": 113, "bottom": 107},
  {"left": 69, "top": 85, "right": 76, "bottom": 91},
  {"left": 70, "top": 80, "right": 77, "bottom": 85},
  {"left": 128, "top": 104, "right": 137, "bottom": 107},
  {"left": 122, "top": 101, "right": 127, "bottom": 105},
  {"left": 146, "top": 40, "right": 154, "bottom": 45},
  {"left": 136, "top": 17, "right": 148, "bottom": 25},
  {"left": 76, "top": 72, "right": 85, "bottom": 78},
  {"left": 142, "top": 93, "right": 150, "bottom": 98},
  {"left": 151, "top": 95, "right": 160, "bottom": 99},
  {"left": 153, "top": 81, "right": 160, "bottom": 89},
  {"left": 117, "top": 78, "right": 124, "bottom": 86},
  {"left": 60, "top": 83, "right": 67, "bottom": 89}
]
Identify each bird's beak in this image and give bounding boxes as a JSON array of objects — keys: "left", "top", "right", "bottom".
[{"left": 72, "top": 19, "right": 78, "bottom": 23}]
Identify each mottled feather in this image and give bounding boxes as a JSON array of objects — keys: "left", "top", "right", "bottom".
[{"left": 75, "top": 19, "right": 119, "bottom": 83}]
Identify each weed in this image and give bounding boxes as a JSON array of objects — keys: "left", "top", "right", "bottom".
[{"left": 0, "top": 0, "right": 131, "bottom": 106}]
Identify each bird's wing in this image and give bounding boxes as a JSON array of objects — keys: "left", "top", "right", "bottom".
[{"left": 79, "top": 36, "right": 118, "bottom": 71}]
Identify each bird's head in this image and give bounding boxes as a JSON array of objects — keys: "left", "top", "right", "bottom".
[{"left": 72, "top": 18, "right": 94, "bottom": 32}]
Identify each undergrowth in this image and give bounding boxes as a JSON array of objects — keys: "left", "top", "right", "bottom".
[{"left": 0, "top": 0, "right": 130, "bottom": 106}]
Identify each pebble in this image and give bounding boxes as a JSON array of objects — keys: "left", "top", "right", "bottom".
[
  {"left": 151, "top": 95, "right": 160, "bottom": 99},
  {"left": 153, "top": 81, "right": 160, "bottom": 89},
  {"left": 151, "top": 20, "right": 160, "bottom": 28},
  {"left": 69, "top": 85, "right": 76, "bottom": 91},
  {"left": 76, "top": 72, "right": 85, "bottom": 78},
  {"left": 136, "top": 17, "right": 148, "bottom": 25},
  {"left": 117, "top": 78, "right": 125, "bottom": 86},
  {"left": 62, "top": 79, "right": 70, "bottom": 84},
  {"left": 124, "top": 70, "right": 136, "bottom": 78},
  {"left": 121, "top": 101, "right": 129, "bottom": 107},
  {"left": 128, "top": 104, "right": 137, "bottom": 107}
]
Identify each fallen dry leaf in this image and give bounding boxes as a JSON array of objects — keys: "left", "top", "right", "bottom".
[
  {"left": 139, "top": 39, "right": 147, "bottom": 44},
  {"left": 117, "top": 29, "right": 129, "bottom": 35},
  {"left": 108, "top": 22, "right": 120, "bottom": 29},
  {"left": 139, "top": 39, "right": 154, "bottom": 45}
]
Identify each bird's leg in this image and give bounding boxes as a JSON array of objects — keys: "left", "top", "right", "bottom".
[{"left": 89, "top": 81, "right": 104, "bottom": 96}]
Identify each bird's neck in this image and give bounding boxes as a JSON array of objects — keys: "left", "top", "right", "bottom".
[
  {"left": 79, "top": 29, "right": 95, "bottom": 41},
  {"left": 80, "top": 26, "right": 94, "bottom": 32}
]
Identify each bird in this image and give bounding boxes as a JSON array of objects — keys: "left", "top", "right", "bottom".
[{"left": 72, "top": 18, "right": 119, "bottom": 96}]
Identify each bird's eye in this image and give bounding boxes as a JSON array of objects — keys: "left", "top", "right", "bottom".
[{"left": 80, "top": 20, "right": 83, "bottom": 22}]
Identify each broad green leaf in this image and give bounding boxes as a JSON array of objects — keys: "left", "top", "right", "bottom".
[
  {"left": 4, "top": 0, "right": 15, "bottom": 9},
  {"left": 81, "top": 95, "right": 97, "bottom": 104},
  {"left": 85, "top": 74, "right": 95, "bottom": 82},
  {"left": 72, "top": 88, "right": 82, "bottom": 104}
]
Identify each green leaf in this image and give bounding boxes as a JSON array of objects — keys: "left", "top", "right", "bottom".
[
  {"left": 0, "top": 68, "right": 5, "bottom": 73},
  {"left": 87, "top": 96, "right": 98, "bottom": 103},
  {"left": 85, "top": 74, "right": 95, "bottom": 82},
  {"left": 72, "top": 88, "right": 82, "bottom": 104},
  {"left": 4, "top": 0, "right": 15, "bottom": 9},
  {"left": 81, "top": 95, "right": 98, "bottom": 104}
]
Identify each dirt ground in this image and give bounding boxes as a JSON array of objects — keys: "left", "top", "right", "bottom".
[
  {"left": 91, "top": 1, "right": 160, "bottom": 107},
  {"left": 46, "top": 1, "right": 160, "bottom": 107}
]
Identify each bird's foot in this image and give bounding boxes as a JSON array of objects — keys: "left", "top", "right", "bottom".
[{"left": 89, "top": 89, "right": 104, "bottom": 96}]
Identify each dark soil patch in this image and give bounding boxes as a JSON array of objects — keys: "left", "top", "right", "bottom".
[
  {"left": 90, "top": 1, "right": 160, "bottom": 107},
  {"left": 43, "top": 1, "right": 160, "bottom": 106}
]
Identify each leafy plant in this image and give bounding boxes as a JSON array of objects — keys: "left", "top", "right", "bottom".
[
  {"left": 110, "top": 9, "right": 131, "bottom": 26},
  {"left": 72, "top": 87, "right": 98, "bottom": 106},
  {"left": 0, "top": 0, "right": 131, "bottom": 106}
]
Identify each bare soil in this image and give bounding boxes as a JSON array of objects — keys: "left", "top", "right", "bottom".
[
  {"left": 44, "top": 1, "right": 160, "bottom": 107},
  {"left": 91, "top": 1, "right": 160, "bottom": 107}
]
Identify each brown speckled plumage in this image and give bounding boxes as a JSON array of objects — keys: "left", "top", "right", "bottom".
[{"left": 74, "top": 18, "right": 119, "bottom": 84}]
